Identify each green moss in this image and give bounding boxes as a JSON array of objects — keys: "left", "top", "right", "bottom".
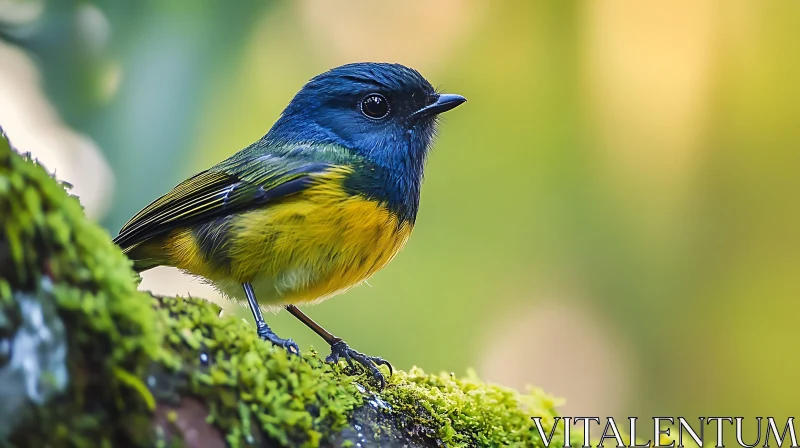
[
  {"left": 384, "top": 368, "right": 572, "bottom": 447},
  {"left": 0, "top": 130, "right": 571, "bottom": 447},
  {"left": 154, "top": 295, "right": 363, "bottom": 447},
  {"left": 0, "top": 131, "right": 163, "bottom": 446}
]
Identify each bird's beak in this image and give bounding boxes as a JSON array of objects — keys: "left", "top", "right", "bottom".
[{"left": 412, "top": 93, "right": 467, "bottom": 118}]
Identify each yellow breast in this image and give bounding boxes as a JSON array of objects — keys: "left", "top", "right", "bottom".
[{"left": 165, "top": 169, "right": 413, "bottom": 307}]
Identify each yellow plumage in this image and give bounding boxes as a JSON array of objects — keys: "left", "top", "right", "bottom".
[{"left": 151, "top": 167, "right": 412, "bottom": 309}]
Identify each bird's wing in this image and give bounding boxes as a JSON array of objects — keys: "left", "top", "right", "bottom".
[{"left": 113, "top": 152, "right": 338, "bottom": 250}]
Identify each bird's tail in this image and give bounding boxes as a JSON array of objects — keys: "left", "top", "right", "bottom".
[{"left": 116, "top": 239, "right": 168, "bottom": 273}]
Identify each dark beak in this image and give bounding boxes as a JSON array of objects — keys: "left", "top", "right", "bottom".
[{"left": 412, "top": 93, "right": 467, "bottom": 118}]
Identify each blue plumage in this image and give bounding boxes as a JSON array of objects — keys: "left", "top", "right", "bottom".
[{"left": 263, "top": 63, "right": 443, "bottom": 223}]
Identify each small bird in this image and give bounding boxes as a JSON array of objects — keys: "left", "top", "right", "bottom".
[{"left": 113, "top": 62, "right": 465, "bottom": 387}]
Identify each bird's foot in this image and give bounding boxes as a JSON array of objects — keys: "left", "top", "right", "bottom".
[
  {"left": 257, "top": 323, "right": 299, "bottom": 355},
  {"left": 326, "top": 339, "right": 393, "bottom": 389}
]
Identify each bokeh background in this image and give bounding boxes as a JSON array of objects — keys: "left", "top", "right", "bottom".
[{"left": 1, "top": 0, "right": 798, "bottom": 423}]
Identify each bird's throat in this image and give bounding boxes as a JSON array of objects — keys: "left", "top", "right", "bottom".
[{"left": 343, "top": 160, "right": 422, "bottom": 225}]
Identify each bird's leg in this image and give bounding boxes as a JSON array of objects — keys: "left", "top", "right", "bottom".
[
  {"left": 285, "top": 304, "right": 392, "bottom": 389},
  {"left": 242, "top": 282, "right": 299, "bottom": 355}
]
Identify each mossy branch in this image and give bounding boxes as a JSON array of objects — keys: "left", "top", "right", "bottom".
[{"left": 0, "top": 130, "right": 569, "bottom": 447}]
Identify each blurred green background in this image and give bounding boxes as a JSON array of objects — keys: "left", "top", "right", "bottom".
[{"left": 1, "top": 0, "right": 798, "bottom": 422}]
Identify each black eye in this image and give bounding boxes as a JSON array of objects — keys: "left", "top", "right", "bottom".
[{"left": 360, "top": 94, "right": 390, "bottom": 119}]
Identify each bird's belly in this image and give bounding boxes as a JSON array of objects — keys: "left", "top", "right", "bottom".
[{"left": 188, "top": 192, "right": 413, "bottom": 308}]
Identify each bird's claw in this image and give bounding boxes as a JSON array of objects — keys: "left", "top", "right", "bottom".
[
  {"left": 257, "top": 325, "right": 300, "bottom": 356},
  {"left": 281, "top": 339, "right": 300, "bottom": 356},
  {"left": 326, "top": 339, "right": 392, "bottom": 389}
]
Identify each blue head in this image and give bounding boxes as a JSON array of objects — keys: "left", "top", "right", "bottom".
[{"left": 265, "top": 62, "right": 466, "bottom": 222}]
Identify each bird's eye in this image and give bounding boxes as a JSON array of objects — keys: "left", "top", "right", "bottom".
[{"left": 360, "top": 94, "right": 390, "bottom": 119}]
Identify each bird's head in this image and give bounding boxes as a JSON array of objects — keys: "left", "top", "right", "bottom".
[{"left": 265, "top": 62, "right": 466, "bottom": 172}]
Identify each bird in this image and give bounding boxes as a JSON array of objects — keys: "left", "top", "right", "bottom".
[{"left": 113, "top": 62, "right": 466, "bottom": 388}]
